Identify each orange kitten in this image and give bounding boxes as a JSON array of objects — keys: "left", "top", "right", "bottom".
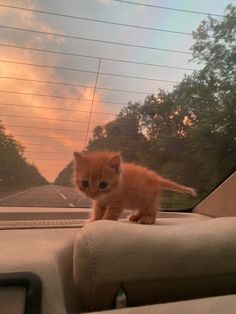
[{"left": 74, "top": 151, "right": 196, "bottom": 224}]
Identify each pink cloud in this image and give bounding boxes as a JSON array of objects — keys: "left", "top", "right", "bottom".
[{"left": 0, "top": 4, "right": 111, "bottom": 182}]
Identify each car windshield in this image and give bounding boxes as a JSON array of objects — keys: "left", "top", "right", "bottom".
[{"left": 0, "top": 1, "right": 235, "bottom": 209}]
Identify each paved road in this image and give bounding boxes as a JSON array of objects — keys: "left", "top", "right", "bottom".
[{"left": 0, "top": 185, "right": 92, "bottom": 208}]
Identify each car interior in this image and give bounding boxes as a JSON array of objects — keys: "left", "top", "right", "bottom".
[
  {"left": 0, "top": 1, "right": 235, "bottom": 313},
  {"left": 0, "top": 171, "right": 236, "bottom": 314}
]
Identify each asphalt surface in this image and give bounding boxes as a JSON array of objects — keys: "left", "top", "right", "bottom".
[{"left": 0, "top": 185, "right": 92, "bottom": 208}]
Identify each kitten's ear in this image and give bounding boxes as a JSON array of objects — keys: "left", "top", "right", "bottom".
[
  {"left": 108, "top": 153, "right": 121, "bottom": 172},
  {"left": 74, "top": 152, "right": 85, "bottom": 164}
]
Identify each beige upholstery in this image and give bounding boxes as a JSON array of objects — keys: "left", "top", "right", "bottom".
[
  {"left": 156, "top": 211, "right": 211, "bottom": 224},
  {"left": 0, "top": 212, "right": 212, "bottom": 314},
  {"left": 194, "top": 171, "right": 236, "bottom": 217},
  {"left": 74, "top": 218, "right": 236, "bottom": 312},
  {"left": 0, "top": 228, "right": 80, "bottom": 314},
  {"left": 92, "top": 294, "right": 236, "bottom": 314}
]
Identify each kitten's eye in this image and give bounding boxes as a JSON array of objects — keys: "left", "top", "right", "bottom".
[
  {"left": 80, "top": 180, "right": 89, "bottom": 189},
  {"left": 99, "top": 181, "right": 108, "bottom": 189}
]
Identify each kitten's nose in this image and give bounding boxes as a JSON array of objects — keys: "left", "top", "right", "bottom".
[{"left": 89, "top": 191, "right": 97, "bottom": 199}]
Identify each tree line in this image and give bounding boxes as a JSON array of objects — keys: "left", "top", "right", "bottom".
[
  {"left": 0, "top": 123, "right": 47, "bottom": 194},
  {"left": 55, "top": 5, "right": 236, "bottom": 208}
]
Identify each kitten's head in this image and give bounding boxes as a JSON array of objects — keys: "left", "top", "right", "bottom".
[{"left": 74, "top": 151, "right": 121, "bottom": 200}]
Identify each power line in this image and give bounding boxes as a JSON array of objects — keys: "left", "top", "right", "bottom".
[
  {"left": 7, "top": 122, "right": 147, "bottom": 139},
  {"left": 0, "top": 4, "right": 227, "bottom": 37},
  {"left": 114, "top": 0, "right": 228, "bottom": 18},
  {"left": 0, "top": 42, "right": 105, "bottom": 61},
  {"left": 0, "top": 102, "right": 116, "bottom": 116},
  {"left": 22, "top": 142, "right": 82, "bottom": 148},
  {"left": 85, "top": 58, "right": 101, "bottom": 147},
  {"left": 4, "top": 124, "right": 88, "bottom": 133},
  {"left": 30, "top": 164, "right": 67, "bottom": 169},
  {"left": 0, "top": 59, "right": 180, "bottom": 83},
  {"left": 0, "top": 114, "right": 104, "bottom": 125},
  {"left": 95, "top": 86, "right": 154, "bottom": 95},
  {"left": 0, "top": 3, "right": 195, "bottom": 37},
  {"left": 26, "top": 150, "right": 73, "bottom": 155},
  {"left": 0, "top": 25, "right": 192, "bottom": 54},
  {"left": 0, "top": 76, "right": 157, "bottom": 96},
  {"left": 100, "top": 72, "right": 179, "bottom": 83},
  {"left": 0, "top": 43, "right": 197, "bottom": 71},
  {"left": 0, "top": 56, "right": 97, "bottom": 73},
  {"left": 0, "top": 75, "right": 96, "bottom": 89},
  {"left": 4, "top": 119, "right": 147, "bottom": 140},
  {"left": 26, "top": 151, "right": 73, "bottom": 157},
  {"left": 5, "top": 124, "right": 198, "bottom": 144},
  {"left": 26, "top": 157, "right": 71, "bottom": 161},
  {"left": 12, "top": 134, "right": 85, "bottom": 141},
  {"left": 35, "top": 170, "right": 64, "bottom": 172},
  {"left": 0, "top": 90, "right": 127, "bottom": 106}
]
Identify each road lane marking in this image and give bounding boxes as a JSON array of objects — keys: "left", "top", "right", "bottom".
[
  {"left": 53, "top": 187, "right": 68, "bottom": 200},
  {"left": 59, "top": 192, "right": 67, "bottom": 200},
  {"left": 53, "top": 186, "right": 77, "bottom": 208},
  {"left": 0, "top": 189, "right": 29, "bottom": 202}
]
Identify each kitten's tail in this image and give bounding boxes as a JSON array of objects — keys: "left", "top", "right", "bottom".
[{"left": 159, "top": 177, "right": 197, "bottom": 196}]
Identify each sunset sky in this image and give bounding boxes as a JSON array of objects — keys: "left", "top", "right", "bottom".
[{"left": 0, "top": 0, "right": 234, "bottom": 182}]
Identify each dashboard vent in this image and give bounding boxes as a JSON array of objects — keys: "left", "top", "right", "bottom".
[{"left": 0, "top": 219, "right": 86, "bottom": 230}]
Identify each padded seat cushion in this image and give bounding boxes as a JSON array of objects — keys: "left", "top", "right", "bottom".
[{"left": 73, "top": 218, "right": 236, "bottom": 312}]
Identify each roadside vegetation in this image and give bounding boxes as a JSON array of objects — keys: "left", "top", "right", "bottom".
[{"left": 0, "top": 123, "right": 48, "bottom": 196}]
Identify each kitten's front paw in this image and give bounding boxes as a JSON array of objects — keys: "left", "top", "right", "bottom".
[
  {"left": 128, "top": 213, "right": 140, "bottom": 222},
  {"left": 88, "top": 219, "right": 96, "bottom": 222},
  {"left": 88, "top": 215, "right": 101, "bottom": 222},
  {"left": 89, "top": 217, "right": 102, "bottom": 222}
]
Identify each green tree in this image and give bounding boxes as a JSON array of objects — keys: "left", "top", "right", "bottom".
[
  {"left": 54, "top": 161, "right": 74, "bottom": 187},
  {"left": 138, "top": 5, "right": 236, "bottom": 194},
  {"left": 184, "top": 4, "right": 236, "bottom": 192},
  {"left": 0, "top": 122, "right": 47, "bottom": 192},
  {"left": 93, "top": 125, "right": 105, "bottom": 140},
  {"left": 87, "top": 102, "right": 147, "bottom": 163}
]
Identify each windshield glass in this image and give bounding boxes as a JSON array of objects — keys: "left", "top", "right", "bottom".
[{"left": 0, "top": 1, "right": 235, "bottom": 209}]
